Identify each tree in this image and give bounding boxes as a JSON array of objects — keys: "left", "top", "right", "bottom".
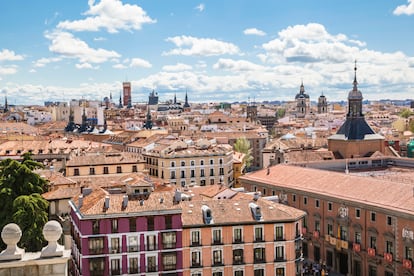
[
  {"left": 233, "top": 137, "right": 254, "bottom": 170},
  {"left": 0, "top": 155, "right": 49, "bottom": 252},
  {"left": 400, "top": 108, "right": 413, "bottom": 119}
]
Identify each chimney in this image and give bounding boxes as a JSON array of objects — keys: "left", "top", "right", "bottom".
[
  {"left": 122, "top": 194, "right": 128, "bottom": 209},
  {"left": 78, "top": 195, "right": 83, "bottom": 208},
  {"left": 139, "top": 199, "right": 144, "bottom": 206},
  {"left": 104, "top": 195, "right": 110, "bottom": 210},
  {"left": 253, "top": 192, "right": 260, "bottom": 201}
]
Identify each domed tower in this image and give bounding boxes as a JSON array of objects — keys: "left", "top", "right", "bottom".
[
  {"left": 295, "top": 81, "right": 310, "bottom": 118},
  {"left": 328, "top": 61, "right": 384, "bottom": 158},
  {"left": 317, "top": 92, "right": 328, "bottom": 114}
]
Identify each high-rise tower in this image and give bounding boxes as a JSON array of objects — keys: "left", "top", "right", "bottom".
[{"left": 122, "top": 82, "right": 131, "bottom": 107}]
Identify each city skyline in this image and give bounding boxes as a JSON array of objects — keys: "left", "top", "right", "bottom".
[{"left": 1, "top": 0, "right": 414, "bottom": 105}]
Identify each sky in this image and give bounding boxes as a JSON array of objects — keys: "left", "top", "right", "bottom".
[{"left": 1, "top": 0, "right": 414, "bottom": 105}]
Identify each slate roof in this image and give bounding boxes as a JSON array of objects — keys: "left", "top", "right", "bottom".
[{"left": 331, "top": 117, "right": 383, "bottom": 140}]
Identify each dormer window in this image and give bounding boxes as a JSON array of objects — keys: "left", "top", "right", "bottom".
[
  {"left": 201, "top": 205, "right": 213, "bottom": 224},
  {"left": 249, "top": 202, "right": 262, "bottom": 221}
]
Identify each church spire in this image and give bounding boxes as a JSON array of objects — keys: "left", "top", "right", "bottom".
[
  {"left": 4, "top": 96, "right": 8, "bottom": 113},
  {"left": 353, "top": 60, "right": 358, "bottom": 91},
  {"left": 184, "top": 90, "right": 190, "bottom": 108}
]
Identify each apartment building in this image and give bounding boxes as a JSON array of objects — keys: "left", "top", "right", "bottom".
[
  {"left": 69, "top": 184, "right": 183, "bottom": 276},
  {"left": 65, "top": 151, "right": 144, "bottom": 177},
  {"left": 142, "top": 137, "right": 234, "bottom": 187},
  {"left": 180, "top": 187, "right": 306, "bottom": 276},
  {"left": 240, "top": 161, "right": 414, "bottom": 275}
]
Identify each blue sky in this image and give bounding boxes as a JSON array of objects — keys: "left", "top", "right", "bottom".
[{"left": 1, "top": 0, "right": 414, "bottom": 105}]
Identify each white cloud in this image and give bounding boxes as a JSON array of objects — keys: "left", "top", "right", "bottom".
[
  {"left": 162, "top": 63, "right": 193, "bottom": 72},
  {"left": 0, "top": 49, "right": 24, "bottom": 61},
  {"left": 195, "top": 3, "right": 205, "bottom": 12},
  {"left": 130, "top": 58, "right": 152, "bottom": 68},
  {"left": 76, "top": 62, "right": 98, "bottom": 69},
  {"left": 163, "top": 35, "right": 241, "bottom": 56},
  {"left": 45, "top": 30, "right": 120, "bottom": 64},
  {"left": 213, "top": 58, "right": 265, "bottom": 71},
  {"left": 113, "top": 63, "right": 127, "bottom": 69},
  {"left": 57, "top": 0, "right": 156, "bottom": 33},
  {"left": 0, "top": 66, "right": 18, "bottom": 75},
  {"left": 33, "top": 57, "right": 62, "bottom": 68},
  {"left": 393, "top": 0, "right": 414, "bottom": 15},
  {"left": 93, "top": 37, "right": 107, "bottom": 41},
  {"left": 243, "top": 28, "right": 266, "bottom": 36}
]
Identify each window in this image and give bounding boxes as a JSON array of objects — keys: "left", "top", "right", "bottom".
[
  {"left": 103, "top": 166, "right": 109, "bottom": 174},
  {"left": 147, "top": 217, "right": 154, "bottom": 231},
  {"left": 370, "top": 236, "right": 377, "bottom": 249},
  {"left": 132, "top": 165, "right": 137, "bottom": 172},
  {"left": 356, "top": 208, "right": 361, "bottom": 219},
  {"left": 219, "top": 158, "right": 223, "bottom": 164},
  {"left": 210, "top": 159, "right": 214, "bottom": 165},
  {"left": 315, "top": 199, "right": 320, "bottom": 208},
  {"left": 181, "top": 170, "right": 185, "bottom": 178},
  {"left": 116, "top": 166, "right": 122, "bottom": 173},
  {"left": 233, "top": 227, "right": 243, "bottom": 243},
  {"left": 275, "top": 245, "right": 284, "bottom": 261},
  {"left": 92, "top": 220, "right": 100, "bottom": 234},
  {"left": 165, "top": 215, "right": 173, "bottom": 229},
  {"left": 191, "top": 160, "right": 195, "bottom": 166},
  {"left": 162, "top": 252, "right": 176, "bottom": 270},
  {"left": 171, "top": 161, "right": 175, "bottom": 167},
  {"left": 128, "top": 236, "right": 139, "bottom": 252},
  {"left": 213, "top": 229, "right": 222, "bottom": 244},
  {"left": 233, "top": 249, "right": 244, "bottom": 264},
  {"left": 89, "top": 167, "right": 95, "bottom": 175},
  {"left": 200, "top": 160, "right": 204, "bottom": 166},
  {"left": 276, "top": 267, "right": 285, "bottom": 276},
  {"left": 191, "top": 230, "right": 200, "bottom": 246},
  {"left": 386, "top": 240, "right": 394, "bottom": 254},
  {"left": 210, "top": 179, "right": 215, "bottom": 185},
  {"left": 147, "top": 255, "right": 157, "bottom": 272},
  {"left": 355, "top": 231, "right": 361, "bottom": 244},
  {"left": 254, "top": 268, "right": 265, "bottom": 276},
  {"left": 210, "top": 168, "right": 214, "bottom": 176},
  {"left": 255, "top": 226, "right": 264, "bottom": 242},
  {"left": 387, "top": 216, "right": 392, "bottom": 226},
  {"left": 234, "top": 271, "right": 244, "bottom": 276},
  {"left": 200, "top": 169, "right": 205, "bottom": 177},
  {"left": 110, "top": 258, "right": 121, "bottom": 275},
  {"left": 405, "top": 246, "right": 413, "bottom": 260},
  {"left": 146, "top": 234, "right": 157, "bottom": 251},
  {"left": 129, "top": 218, "right": 136, "bottom": 232},
  {"left": 128, "top": 257, "right": 139, "bottom": 274},
  {"left": 112, "top": 219, "right": 118, "bottom": 233},
  {"left": 191, "top": 169, "right": 195, "bottom": 178},
  {"left": 275, "top": 225, "right": 284, "bottom": 241},
  {"left": 213, "top": 249, "right": 223, "bottom": 265},
  {"left": 339, "top": 225, "right": 348, "bottom": 241},
  {"left": 315, "top": 220, "right": 321, "bottom": 232},
  {"left": 328, "top": 202, "right": 333, "bottom": 211},
  {"left": 368, "top": 265, "right": 376, "bottom": 276},
  {"left": 191, "top": 251, "right": 201, "bottom": 267},
  {"left": 110, "top": 237, "right": 120, "bottom": 254},
  {"left": 89, "top": 258, "right": 104, "bottom": 276},
  {"left": 327, "top": 223, "right": 333, "bottom": 236},
  {"left": 219, "top": 167, "right": 224, "bottom": 175},
  {"left": 162, "top": 232, "right": 176, "bottom": 249},
  {"left": 170, "top": 171, "right": 176, "bottom": 179},
  {"left": 371, "top": 212, "right": 376, "bottom": 222},
  {"left": 303, "top": 196, "right": 308, "bottom": 205},
  {"left": 213, "top": 272, "right": 223, "bottom": 276},
  {"left": 74, "top": 168, "right": 79, "bottom": 176},
  {"left": 89, "top": 237, "right": 104, "bottom": 254},
  {"left": 292, "top": 194, "right": 296, "bottom": 202},
  {"left": 254, "top": 248, "right": 265, "bottom": 263},
  {"left": 181, "top": 161, "right": 185, "bottom": 167}
]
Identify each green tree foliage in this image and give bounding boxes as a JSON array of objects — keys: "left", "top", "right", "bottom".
[
  {"left": 0, "top": 155, "right": 49, "bottom": 252},
  {"left": 233, "top": 137, "right": 254, "bottom": 169},
  {"left": 400, "top": 108, "right": 414, "bottom": 119}
]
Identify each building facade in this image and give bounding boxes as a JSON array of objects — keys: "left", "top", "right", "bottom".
[
  {"left": 240, "top": 161, "right": 414, "bottom": 276},
  {"left": 70, "top": 186, "right": 183, "bottom": 276}
]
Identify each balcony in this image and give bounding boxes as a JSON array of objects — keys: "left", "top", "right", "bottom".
[
  {"left": 109, "top": 247, "right": 121, "bottom": 254},
  {"left": 274, "top": 236, "right": 285, "bottom": 242},
  {"left": 190, "top": 241, "right": 201, "bottom": 247},
  {"left": 254, "top": 258, "right": 266, "bottom": 264},
  {"left": 163, "top": 242, "right": 176, "bottom": 249},
  {"left": 163, "top": 263, "right": 177, "bottom": 271},
  {"left": 233, "top": 259, "right": 244, "bottom": 265},
  {"left": 147, "top": 265, "right": 158, "bottom": 273},
  {"left": 403, "top": 259, "right": 413, "bottom": 269},
  {"left": 212, "top": 240, "right": 223, "bottom": 245},
  {"left": 191, "top": 262, "right": 202, "bottom": 268},
  {"left": 254, "top": 237, "right": 265, "bottom": 243},
  {"left": 233, "top": 238, "right": 243, "bottom": 244},
  {"left": 384, "top": 252, "right": 393, "bottom": 263},
  {"left": 367, "top": 247, "right": 376, "bottom": 257},
  {"left": 274, "top": 256, "right": 286, "bottom": 262},
  {"left": 212, "top": 261, "right": 224, "bottom": 267}
]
